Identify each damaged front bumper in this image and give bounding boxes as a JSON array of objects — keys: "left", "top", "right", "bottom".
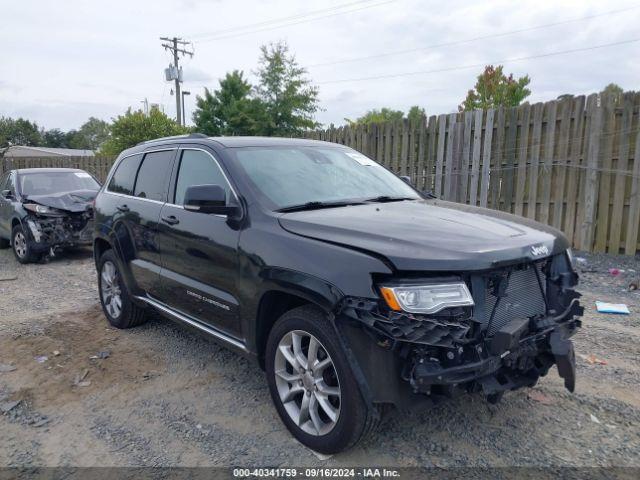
[
  {"left": 23, "top": 212, "right": 94, "bottom": 253},
  {"left": 336, "top": 253, "right": 583, "bottom": 407}
]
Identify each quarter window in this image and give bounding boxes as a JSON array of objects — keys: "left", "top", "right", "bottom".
[
  {"left": 134, "top": 150, "right": 175, "bottom": 202},
  {"left": 174, "top": 150, "right": 231, "bottom": 205},
  {"left": 108, "top": 154, "right": 142, "bottom": 195}
]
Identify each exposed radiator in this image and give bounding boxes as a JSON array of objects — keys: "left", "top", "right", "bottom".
[{"left": 485, "top": 263, "right": 547, "bottom": 336}]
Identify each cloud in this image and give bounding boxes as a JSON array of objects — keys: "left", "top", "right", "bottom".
[
  {"left": 183, "top": 66, "right": 215, "bottom": 83},
  {"left": 2, "top": 0, "right": 638, "bottom": 129}
]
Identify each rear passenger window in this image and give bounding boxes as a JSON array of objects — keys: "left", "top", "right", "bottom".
[
  {"left": 174, "top": 150, "right": 231, "bottom": 205},
  {"left": 133, "top": 150, "right": 175, "bottom": 202},
  {"left": 108, "top": 154, "right": 142, "bottom": 195}
]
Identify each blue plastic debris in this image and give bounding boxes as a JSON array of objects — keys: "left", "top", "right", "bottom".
[{"left": 595, "top": 301, "right": 630, "bottom": 315}]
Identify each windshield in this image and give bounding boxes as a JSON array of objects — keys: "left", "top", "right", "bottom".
[
  {"left": 18, "top": 172, "right": 100, "bottom": 197},
  {"left": 230, "top": 147, "right": 420, "bottom": 210}
]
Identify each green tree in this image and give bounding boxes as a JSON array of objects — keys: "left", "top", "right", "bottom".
[
  {"left": 100, "top": 108, "right": 187, "bottom": 156},
  {"left": 407, "top": 105, "right": 426, "bottom": 124},
  {"left": 42, "top": 128, "right": 69, "bottom": 148},
  {"left": 67, "top": 117, "right": 111, "bottom": 150},
  {"left": 255, "top": 41, "right": 320, "bottom": 135},
  {"left": 345, "top": 108, "right": 404, "bottom": 126},
  {"left": 192, "top": 71, "right": 267, "bottom": 136},
  {"left": 0, "top": 117, "right": 42, "bottom": 148},
  {"left": 459, "top": 65, "right": 531, "bottom": 111},
  {"left": 601, "top": 83, "right": 624, "bottom": 102}
]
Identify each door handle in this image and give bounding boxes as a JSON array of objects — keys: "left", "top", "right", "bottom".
[
  {"left": 116, "top": 204, "right": 130, "bottom": 212},
  {"left": 161, "top": 215, "right": 180, "bottom": 225}
]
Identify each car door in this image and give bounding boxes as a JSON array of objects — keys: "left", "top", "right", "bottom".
[
  {"left": 0, "top": 172, "right": 14, "bottom": 238},
  {"left": 156, "top": 147, "right": 241, "bottom": 337},
  {"left": 104, "top": 149, "right": 176, "bottom": 297}
]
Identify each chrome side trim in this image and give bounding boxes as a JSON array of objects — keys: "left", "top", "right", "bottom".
[
  {"left": 103, "top": 190, "right": 166, "bottom": 206},
  {"left": 133, "top": 295, "right": 248, "bottom": 352}
]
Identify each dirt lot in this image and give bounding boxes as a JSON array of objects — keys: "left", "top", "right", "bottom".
[{"left": 0, "top": 247, "right": 639, "bottom": 468}]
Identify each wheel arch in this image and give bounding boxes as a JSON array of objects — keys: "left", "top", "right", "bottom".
[
  {"left": 253, "top": 270, "right": 344, "bottom": 369},
  {"left": 11, "top": 216, "right": 22, "bottom": 230},
  {"left": 93, "top": 236, "right": 112, "bottom": 268}
]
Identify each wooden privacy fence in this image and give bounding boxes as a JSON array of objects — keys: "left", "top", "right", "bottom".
[
  {"left": 2, "top": 92, "right": 639, "bottom": 255},
  {"left": 1, "top": 156, "right": 115, "bottom": 183},
  {"left": 306, "top": 92, "right": 640, "bottom": 255}
]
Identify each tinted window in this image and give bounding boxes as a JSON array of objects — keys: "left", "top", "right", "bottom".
[
  {"left": 108, "top": 154, "right": 142, "bottom": 195},
  {"left": 134, "top": 151, "right": 175, "bottom": 202},
  {"left": 174, "top": 150, "right": 231, "bottom": 205}
]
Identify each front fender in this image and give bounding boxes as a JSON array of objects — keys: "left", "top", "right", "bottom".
[{"left": 93, "top": 223, "right": 144, "bottom": 299}]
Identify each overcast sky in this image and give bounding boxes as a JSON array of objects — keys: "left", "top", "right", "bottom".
[{"left": 2, "top": 0, "right": 639, "bottom": 131}]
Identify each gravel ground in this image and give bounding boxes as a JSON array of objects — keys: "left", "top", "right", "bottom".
[{"left": 0, "top": 247, "right": 638, "bottom": 468}]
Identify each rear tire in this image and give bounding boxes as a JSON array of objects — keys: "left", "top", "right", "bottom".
[
  {"left": 265, "top": 305, "right": 379, "bottom": 454},
  {"left": 97, "top": 249, "right": 147, "bottom": 329},
  {"left": 11, "top": 225, "right": 41, "bottom": 264}
]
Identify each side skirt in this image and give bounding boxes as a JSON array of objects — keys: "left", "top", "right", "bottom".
[{"left": 133, "top": 295, "right": 249, "bottom": 354}]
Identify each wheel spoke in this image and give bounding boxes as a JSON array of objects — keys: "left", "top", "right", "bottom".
[
  {"left": 281, "top": 384, "right": 304, "bottom": 403},
  {"left": 309, "top": 393, "right": 323, "bottom": 434},
  {"left": 316, "top": 382, "right": 340, "bottom": 397},
  {"left": 101, "top": 269, "right": 111, "bottom": 286},
  {"left": 317, "top": 395, "right": 339, "bottom": 422},
  {"left": 313, "top": 357, "right": 331, "bottom": 374},
  {"left": 275, "top": 369, "right": 301, "bottom": 383},
  {"left": 279, "top": 345, "right": 300, "bottom": 370},
  {"left": 298, "top": 392, "right": 311, "bottom": 426},
  {"left": 307, "top": 337, "right": 319, "bottom": 367},
  {"left": 292, "top": 332, "right": 307, "bottom": 369}
]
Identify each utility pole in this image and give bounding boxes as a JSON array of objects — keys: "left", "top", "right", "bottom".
[{"left": 160, "top": 36, "right": 193, "bottom": 125}]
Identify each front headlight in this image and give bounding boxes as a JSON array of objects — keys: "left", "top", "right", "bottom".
[
  {"left": 23, "top": 203, "right": 60, "bottom": 215},
  {"left": 380, "top": 283, "right": 474, "bottom": 314}
]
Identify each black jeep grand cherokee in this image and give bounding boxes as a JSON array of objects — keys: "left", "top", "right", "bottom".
[{"left": 93, "top": 134, "right": 582, "bottom": 453}]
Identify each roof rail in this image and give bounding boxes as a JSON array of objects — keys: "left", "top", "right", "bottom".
[{"left": 136, "top": 133, "right": 208, "bottom": 146}]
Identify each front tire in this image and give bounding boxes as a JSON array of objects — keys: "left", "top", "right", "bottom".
[
  {"left": 12, "top": 224, "right": 41, "bottom": 264},
  {"left": 265, "top": 305, "right": 378, "bottom": 454},
  {"left": 97, "top": 249, "right": 147, "bottom": 329}
]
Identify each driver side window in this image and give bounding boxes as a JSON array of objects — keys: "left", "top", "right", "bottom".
[{"left": 174, "top": 150, "right": 232, "bottom": 205}]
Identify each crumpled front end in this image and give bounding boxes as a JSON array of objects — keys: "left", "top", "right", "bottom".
[
  {"left": 24, "top": 209, "right": 94, "bottom": 254},
  {"left": 337, "top": 252, "right": 582, "bottom": 406}
]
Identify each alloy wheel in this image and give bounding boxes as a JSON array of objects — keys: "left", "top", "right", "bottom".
[
  {"left": 274, "top": 330, "right": 341, "bottom": 436},
  {"left": 13, "top": 232, "right": 27, "bottom": 259},
  {"left": 100, "top": 261, "right": 123, "bottom": 319}
]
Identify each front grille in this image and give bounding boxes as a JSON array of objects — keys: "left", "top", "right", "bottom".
[{"left": 485, "top": 263, "right": 547, "bottom": 336}]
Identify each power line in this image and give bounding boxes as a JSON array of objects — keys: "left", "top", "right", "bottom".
[
  {"left": 193, "top": 0, "right": 395, "bottom": 43},
  {"left": 308, "top": 4, "right": 640, "bottom": 68},
  {"left": 190, "top": 0, "right": 383, "bottom": 39},
  {"left": 317, "top": 38, "right": 640, "bottom": 84}
]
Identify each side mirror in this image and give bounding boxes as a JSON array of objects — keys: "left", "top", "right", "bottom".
[
  {"left": 399, "top": 175, "right": 413, "bottom": 186},
  {"left": 1, "top": 190, "right": 11, "bottom": 199},
  {"left": 184, "top": 184, "right": 237, "bottom": 216}
]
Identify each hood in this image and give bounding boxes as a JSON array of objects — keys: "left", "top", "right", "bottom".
[
  {"left": 278, "top": 199, "right": 570, "bottom": 271},
  {"left": 24, "top": 190, "right": 97, "bottom": 213}
]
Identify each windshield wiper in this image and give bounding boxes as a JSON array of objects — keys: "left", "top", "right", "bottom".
[
  {"left": 363, "top": 195, "right": 415, "bottom": 203},
  {"left": 276, "top": 200, "right": 365, "bottom": 213}
]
